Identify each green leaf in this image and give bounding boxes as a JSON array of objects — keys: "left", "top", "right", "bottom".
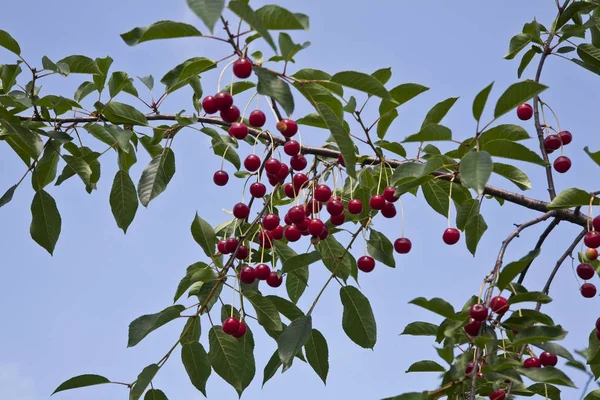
[
  {"left": 526, "top": 383, "right": 561, "bottom": 400},
  {"left": 376, "top": 109, "right": 398, "bottom": 139},
  {"left": 137, "top": 148, "right": 176, "bottom": 207},
  {"left": 316, "top": 103, "right": 356, "bottom": 179},
  {"left": 108, "top": 71, "right": 138, "bottom": 98},
  {"left": 84, "top": 123, "right": 132, "bottom": 152},
  {"left": 585, "top": 146, "right": 600, "bottom": 166},
  {"left": 548, "top": 187, "right": 600, "bottom": 209},
  {"left": 406, "top": 360, "right": 445, "bottom": 373},
  {"left": 286, "top": 266, "right": 308, "bottom": 304},
  {"left": 281, "top": 251, "right": 321, "bottom": 275},
  {"left": 472, "top": 82, "right": 494, "bottom": 121},
  {"left": 493, "top": 162, "right": 532, "bottom": 190},
  {"left": 493, "top": 80, "right": 548, "bottom": 119},
  {"left": 278, "top": 316, "right": 312, "bottom": 368},
  {"left": 74, "top": 81, "right": 96, "bottom": 102},
  {"left": 0, "top": 29, "right": 21, "bottom": 55},
  {"left": 505, "top": 33, "right": 531, "bottom": 59},
  {"left": 497, "top": 249, "right": 540, "bottom": 290},
  {"left": 266, "top": 295, "right": 304, "bottom": 321},
  {"left": 30, "top": 190, "right": 61, "bottom": 255},
  {"left": 201, "top": 128, "right": 241, "bottom": 169},
  {"left": 128, "top": 305, "right": 184, "bottom": 347},
  {"left": 238, "top": 325, "right": 255, "bottom": 395},
  {"left": 533, "top": 341, "right": 575, "bottom": 362},
  {"left": 0, "top": 118, "right": 43, "bottom": 158},
  {"left": 181, "top": 342, "right": 211, "bottom": 396},
  {"left": 254, "top": 67, "right": 294, "bottom": 115},
  {"left": 262, "top": 350, "right": 282, "bottom": 387},
  {"left": 478, "top": 124, "right": 530, "bottom": 146},
  {"left": 144, "top": 389, "right": 168, "bottom": 400},
  {"left": 367, "top": 229, "right": 395, "bottom": 268},
  {"left": 109, "top": 170, "right": 138, "bottom": 233},
  {"left": 292, "top": 68, "right": 343, "bottom": 96},
  {"left": 52, "top": 374, "right": 110, "bottom": 395},
  {"left": 340, "top": 286, "right": 377, "bottom": 349},
  {"left": 59, "top": 154, "right": 93, "bottom": 188},
  {"left": 459, "top": 151, "right": 492, "bottom": 195},
  {"left": 510, "top": 291, "right": 552, "bottom": 304},
  {"left": 408, "top": 297, "right": 456, "bottom": 320},
  {"left": 379, "top": 83, "right": 429, "bottom": 115},
  {"left": 382, "top": 393, "right": 430, "bottom": 400},
  {"left": 304, "top": 329, "right": 328, "bottom": 384},
  {"left": 421, "top": 180, "right": 450, "bottom": 218},
  {"left": 130, "top": 364, "right": 159, "bottom": 400},
  {"left": 518, "top": 48, "right": 538, "bottom": 78},
  {"left": 371, "top": 67, "right": 392, "bottom": 85},
  {"left": 585, "top": 390, "right": 600, "bottom": 399},
  {"left": 465, "top": 214, "right": 487, "bottom": 256},
  {"left": 181, "top": 317, "right": 201, "bottom": 344},
  {"left": 243, "top": 291, "right": 282, "bottom": 331},
  {"left": 175, "top": 263, "right": 215, "bottom": 302},
  {"left": 403, "top": 124, "right": 452, "bottom": 143},
  {"left": 121, "top": 21, "right": 202, "bottom": 46},
  {"left": 517, "top": 366, "right": 576, "bottom": 387},
  {"left": 161, "top": 57, "right": 216, "bottom": 93},
  {"left": 277, "top": 33, "right": 310, "bottom": 63},
  {"left": 481, "top": 139, "right": 547, "bottom": 166},
  {"left": 400, "top": 322, "right": 438, "bottom": 336},
  {"left": 256, "top": 5, "right": 309, "bottom": 30},
  {"left": 221, "top": 81, "right": 256, "bottom": 96},
  {"left": 186, "top": 0, "right": 225, "bottom": 32},
  {"left": 208, "top": 326, "right": 244, "bottom": 392},
  {"left": 421, "top": 97, "right": 458, "bottom": 128},
  {"left": 57, "top": 55, "right": 100, "bottom": 74},
  {"left": 316, "top": 235, "right": 353, "bottom": 281},
  {"left": 191, "top": 213, "right": 217, "bottom": 259},
  {"left": 32, "top": 141, "right": 60, "bottom": 191},
  {"left": 228, "top": 1, "right": 276, "bottom": 51},
  {"left": 376, "top": 140, "right": 406, "bottom": 157},
  {"left": 456, "top": 199, "right": 479, "bottom": 231},
  {"left": 138, "top": 75, "right": 154, "bottom": 91},
  {"left": 512, "top": 326, "right": 567, "bottom": 346},
  {"left": 0, "top": 184, "right": 17, "bottom": 208},
  {"left": 330, "top": 71, "right": 391, "bottom": 99},
  {"left": 103, "top": 102, "right": 148, "bottom": 125}
]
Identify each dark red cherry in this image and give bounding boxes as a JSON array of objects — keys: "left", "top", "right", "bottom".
[
  {"left": 248, "top": 110, "right": 266, "bottom": 128},
  {"left": 490, "top": 389, "right": 506, "bottom": 400},
  {"left": 284, "top": 225, "right": 302, "bottom": 242},
  {"left": 272, "top": 225, "right": 284, "bottom": 240},
  {"left": 381, "top": 202, "right": 396, "bottom": 218},
  {"left": 233, "top": 203, "right": 250, "bottom": 219},
  {"left": 228, "top": 122, "right": 248, "bottom": 140},
  {"left": 295, "top": 217, "right": 310, "bottom": 232},
  {"left": 276, "top": 119, "right": 298, "bottom": 137},
  {"left": 469, "top": 304, "right": 489, "bottom": 322},
  {"left": 202, "top": 95, "right": 219, "bottom": 114},
  {"left": 244, "top": 154, "right": 261, "bottom": 172},
  {"left": 464, "top": 319, "right": 482, "bottom": 336},
  {"left": 558, "top": 130, "right": 572, "bottom": 145},
  {"left": 319, "top": 225, "right": 329, "bottom": 240},
  {"left": 585, "top": 231, "right": 600, "bottom": 248},
  {"left": 249, "top": 182, "right": 267, "bottom": 198},
  {"left": 262, "top": 214, "right": 280, "bottom": 231},
  {"left": 594, "top": 216, "right": 600, "bottom": 231},
  {"left": 337, "top": 153, "right": 345, "bottom": 166},
  {"left": 369, "top": 194, "right": 386, "bottom": 210},
  {"left": 596, "top": 318, "right": 600, "bottom": 331},
  {"left": 233, "top": 58, "right": 253, "bottom": 79},
  {"left": 240, "top": 266, "right": 256, "bottom": 284},
  {"left": 220, "top": 105, "right": 240, "bottom": 123},
  {"left": 215, "top": 91, "right": 233, "bottom": 111},
  {"left": 275, "top": 163, "right": 289, "bottom": 180},
  {"left": 290, "top": 154, "right": 307, "bottom": 171},
  {"left": 596, "top": 330, "right": 600, "bottom": 341},
  {"left": 442, "top": 228, "right": 460, "bottom": 245},
  {"left": 292, "top": 173, "right": 309, "bottom": 192},
  {"left": 232, "top": 321, "right": 247, "bottom": 338},
  {"left": 225, "top": 238, "right": 239, "bottom": 253},
  {"left": 544, "top": 135, "right": 561, "bottom": 151},
  {"left": 263, "top": 158, "right": 281, "bottom": 175},
  {"left": 284, "top": 140, "right": 301, "bottom": 156},
  {"left": 539, "top": 352, "right": 558, "bottom": 367},
  {"left": 348, "top": 199, "right": 363, "bottom": 215},
  {"left": 287, "top": 206, "right": 305, "bottom": 224},
  {"left": 217, "top": 240, "right": 228, "bottom": 254},
  {"left": 284, "top": 183, "right": 296, "bottom": 198},
  {"left": 524, "top": 357, "right": 541, "bottom": 368},
  {"left": 394, "top": 238, "right": 412, "bottom": 254},
  {"left": 553, "top": 156, "right": 571, "bottom": 173},
  {"left": 266, "top": 271, "right": 283, "bottom": 287},
  {"left": 383, "top": 186, "right": 399, "bottom": 203},
  {"left": 213, "top": 170, "right": 229, "bottom": 186},
  {"left": 255, "top": 264, "right": 271, "bottom": 280},
  {"left": 258, "top": 231, "right": 273, "bottom": 249},
  {"left": 326, "top": 199, "right": 344, "bottom": 216},
  {"left": 582, "top": 283, "right": 597, "bottom": 298},
  {"left": 308, "top": 218, "right": 325, "bottom": 236},
  {"left": 330, "top": 213, "right": 346, "bottom": 226},
  {"left": 517, "top": 103, "right": 533, "bottom": 120},
  {"left": 357, "top": 256, "right": 375, "bottom": 272},
  {"left": 305, "top": 198, "right": 323, "bottom": 216},
  {"left": 577, "top": 263, "right": 595, "bottom": 280},
  {"left": 490, "top": 296, "right": 509, "bottom": 314},
  {"left": 314, "top": 184, "right": 332, "bottom": 202},
  {"left": 222, "top": 317, "right": 240, "bottom": 335},
  {"left": 235, "top": 245, "right": 249, "bottom": 260}
]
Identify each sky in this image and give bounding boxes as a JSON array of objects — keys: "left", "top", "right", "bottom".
[{"left": 1, "top": 0, "right": 600, "bottom": 399}]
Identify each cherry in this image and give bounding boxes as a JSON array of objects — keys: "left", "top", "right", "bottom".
[
  {"left": 596, "top": 317, "right": 600, "bottom": 331},
  {"left": 337, "top": 154, "right": 345, "bottom": 166},
  {"left": 369, "top": 194, "right": 386, "bottom": 210},
  {"left": 232, "top": 321, "right": 247, "bottom": 338},
  {"left": 272, "top": 225, "right": 284, "bottom": 240},
  {"left": 587, "top": 248, "right": 599, "bottom": 261},
  {"left": 225, "top": 238, "right": 239, "bottom": 253},
  {"left": 222, "top": 317, "right": 240, "bottom": 335},
  {"left": 255, "top": 264, "right": 271, "bottom": 280},
  {"left": 275, "top": 163, "right": 289, "bottom": 180},
  {"left": 464, "top": 319, "right": 482, "bottom": 336},
  {"left": 295, "top": 217, "right": 310, "bottom": 232},
  {"left": 233, "top": 58, "right": 253, "bottom": 79},
  {"left": 308, "top": 218, "right": 325, "bottom": 236},
  {"left": 553, "top": 156, "right": 571, "bottom": 173},
  {"left": 214, "top": 91, "right": 233, "bottom": 111},
  {"left": 524, "top": 357, "right": 541, "bottom": 368},
  {"left": 292, "top": 173, "right": 309, "bottom": 192},
  {"left": 233, "top": 203, "right": 250, "bottom": 219},
  {"left": 577, "top": 263, "right": 595, "bottom": 280},
  {"left": 543, "top": 135, "right": 561, "bottom": 151},
  {"left": 558, "top": 130, "right": 572, "bottom": 145},
  {"left": 244, "top": 154, "right": 261, "bottom": 172},
  {"left": 220, "top": 105, "right": 240, "bottom": 123},
  {"left": 248, "top": 109, "right": 266, "bottom": 128},
  {"left": 381, "top": 202, "right": 397, "bottom": 218},
  {"left": 305, "top": 198, "right": 323, "bottom": 215},
  {"left": 465, "top": 362, "right": 477, "bottom": 375},
  {"left": 258, "top": 231, "right": 273, "bottom": 249},
  {"left": 330, "top": 213, "right": 346, "bottom": 226},
  {"left": 290, "top": 154, "right": 307, "bottom": 171},
  {"left": 348, "top": 199, "right": 363, "bottom": 215},
  {"left": 469, "top": 304, "right": 489, "bottom": 322},
  {"left": 517, "top": 103, "right": 533, "bottom": 120},
  {"left": 442, "top": 228, "right": 460, "bottom": 245},
  {"left": 228, "top": 122, "right": 248, "bottom": 140},
  {"left": 213, "top": 170, "right": 229, "bottom": 186},
  {"left": 284, "top": 140, "right": 301, "bottom": 156},
  {"left": 314, "top": 184, "right": 332, "bottom": 202},
  {"left": 202, "top": 95, "right": 219, "bottom": 114},
  {"left": 489, "top": 389, "right": 506, "bottom": 400},
  {"left": 581, "top": 283, "right": 597, "bottom": 298},
  {"left": 276, "top": 119, "right": 298, "bottom": 137},
  {"left": 319, "top": 225, "right": 329, "bottom": 240},
  {"left": 284, "top": 183, "right": 296, "bottom": 198},
  {"left": 217, "top": 240, "right": 228, "bottom": 254},
  {"left": 596, "top": 330, "right": 600, "bottom": 341},
  {"left": 326, "top": 199, "right": 344, "bottom": 216},
  {"left": 284, "top": 225, "right": 302, "bottom": 242},
  {"left": 490, "top": 296, "right": 509, "bottom": 314},
  {"left": 266, "top": 271, "right": 283, "bottom": 287},
  {"left": 383, "top": 186, "right": 399, "bottom": 203},
  {"left": 249, "top": 182, "right": 267, "bottom": 198},
  {"left": 288, "top": 205, "right": 305, "bottom": 224},
  {"left": 263, "top": 214, "right": 280, "bottom": 231},
  {"left": 264, "top": 158, "right": 282, "bottom": 175},
  {"left": 283, "top": 213, "right": 292, "bottom": 225},
  {"left": 585, "top": 231, "right": 600, "bottom": 248},
  {"left": 539, "top": 352, "right": 558, "bottom": 367},
  {"left": 593, "top": 215, "right": 600, "bottom": 231},
  {"left": 357, "top": 255, "right": 375, "bottom": 272},
  {"left": 240, "top": 266, "right": 256, "bottom": 284},
  {"left": 394, "top": 238, "right": 412, "bottom": 254},
  {"left": 235, "top": 245, "right": 248, "bottom": 260}
]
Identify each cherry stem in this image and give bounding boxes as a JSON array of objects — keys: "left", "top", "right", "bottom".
[
  {"left": 399, "top": 198, "right": 405, "bottom": 238},
  {"left": 540, "top": 99, "right": 562, "bottom": 132},
  {"left": 216, "top": 59, "right": 237, "bottom": 93},
  {"left": 447, "top": 178, "right": 454, "bottom": 228},
  {"left": 242, "top": 91, "right": 259, "bottom": 122},
  {"left": 265, "top": 95, "right": 280, "bottom": 121}
]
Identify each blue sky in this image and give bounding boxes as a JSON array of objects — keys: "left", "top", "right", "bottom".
[{"left": 1, "top": 0, "right": 600, "bottom": 399}]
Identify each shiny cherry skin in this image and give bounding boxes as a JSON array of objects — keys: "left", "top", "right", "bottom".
[
  {"left": 558, "top": 130, "right": 572, "bottom": 145},
  {"left": 224, "top": 238, "right": 239, "bottom": 253},
  {"left": 517, "top": 103, "right": 533, "bottom": 120},
  {"left": 255, "top": 264, "right": 271, "bottom": 280},
  {"left": 240, "top": 266, "right": 256, "bottom": 284},
  {"left": 222, "top": 317, "right": 240, "bottom": 335},
  {"left": 266, "top": 271, "right": 283, "bottom": 287},
  {"left": 369, "top": 195, "right": 386, "bottom": 210},
  {"left": 348, "top": 199, "right": 363, "bottom": 215},
  {"left": 233, "top": 58, "right": 253, "bottom": 79},
  {"left": 217, "top": 240, "right": 228, "bottom": 254},
  {"left": 249, "top": 182, "right": 267, "bottom": 198},
  {"left": 276, "top": 119, "right": 298, "bottom": 137},
  {"left": 290, "top": 154, "right": 307, "bottom": 171},
  {"left": 539, "top": 352, "right": 558, "bottom": 367},
  {"left": 232, "top": 321, "right": 247, "bottom": 338},
  {"left": 464, "top": 319, "right": 482, "bottom": 336},
  {"left": 330, "top": 213, "right": 346, "bottom": 226},
  {"left": 394, "top": 238, "right": 412, "bottom": 254},
  {"left": 553, "top": 156, "right": 571, "bottom": 173},
  {"left": 214, "top": 91, "right": 233, "bottom": 111},
  {"left": 581, "top": 283, "right": 597, "bottom": 298},
  {"left": 357, "top": 256, "right": 375, "bottom": 272},
  {"left": 442, "top": 228, "right": 460, "bottom": 245},
  {"left": 244, "top": 154, "right": 261, "bottom": 172},
  {"left": 284, "top": 140, "right": 301, "bottom": 156},
  {"left": 308, "top": 218, "right": 325, "bottom": 236},
  {"left": 577, "top": 263, "right": 595, "bottom": 280},
  {"left": 381, "top": 202, "right": 397, "bottom": 218},
  {"left": 490, "top": 296, "right": 509, "bottom": 314},
  {"left": 233, "top": 203, "right": 250, "bottom": 219},
  {"left": 262, "top": 214, "right": 280, "bottom": 231},
  {"left": 202, "top": 96, "right": 219, "bottom": 114},
  {"left": 213, "top": 170, "right": 229, "bottom": 186},
  {"left": 284, "top": 225, "right": 302, "bottom": 242},
  {"left": 586, "top": 248, "right": 599, "bottom": 261},
  {"left": 524, "top": 357, "right": 542, "bottom": 368},
  {"left": 469, "top": 304, "right": 489, "bottom": 322},
  {"left": 220, "top": 105, "right": 240, "bottom": 123},
  {"left": 585, "top": 231, "right": 600, "bottom": 248},
  {"left": 314, "top": 184, "right": 332, "bottom": 202},
  {"left": 383, "top": 186, "right": 399, "bottom": 202},
  {"left": 326, "top": 199, "right": 344, "bottom": 216},
  {"left": 544, "top": 135, "right": 561, "bottom": 151},
  {"left": 248, "top": 109, "right": 266, "bottom": 127},
  {"left": 228, "top": 122, "right": 248, "bottom": 140},
  {"left": 489, "top": 389, "right": 506, "bottom": 400}
]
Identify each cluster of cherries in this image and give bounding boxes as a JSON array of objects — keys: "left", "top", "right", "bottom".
[
  {"left": 222, "top": 316, "right": 247, "bottom": 338},
  {"left": 579, "top": 216, "right": 600, "bottom": 298},
  {"left": 516, "top": 103, "right": 574, "bottom": 174}
]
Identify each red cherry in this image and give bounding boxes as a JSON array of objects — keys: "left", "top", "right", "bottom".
[
  {"left": 369, "top": 194, "right": 386, "bottom": 210},
  {"left": 240, "top": 266, "right": 256, "bottom": 284},
  {"left": 287, "top": 206, "right": 305, "bottom": 224},
  {"left": 558, "top": 130, "right": 572, "bottom": 145},
  {"left": 383, "top": 186, "right": 399, "bottom": 203},
  {"left": 442, "top": 228, "right": 460, "bottom": 245},
  {"left": 292, "top": 173, "right": 309, "bottom": 192},
  {"left": 469, "top": 304, "right": 489, "bottom": 322},
  {"left": 249, "top": 182, "right": 267, "bottom": 198},
  {"left": 233, "top": 203, "right": 250, "bottom": 219},
  {"left": 213, "top": 170, "right": 229, "bottom": 186},
  {"left": 235, "top": 245, "right": 249, "bottom": 260},
  {"left": 490, "top": 296, "right": 509, "bottom": 314},
  {"left": 232, "top": 321, "right": 247, "bottom": 338},
  {"left": 284, "top": 183, "right": 296, "bottom": 198},
  {"left": 295, "top": 217, "right": 310, "bottom": 232},
  {"left": 326, "top": 199, "right": 344, "bottom": 216},
  {"left": 381, "top": 202, "right": 396, "bottom": 218},
  {"left": 244, "top": 154, "right": 261, "bottom": 172},
  {"left": 225, "top": 238, "right": 239, "bottom": 253},
  {"left": 202, "top": 96, "right": 219, "bottom": 114},
  {"left": 233, "top": 58, "right": 253, "bottom": 79},
  {"left": 228, "top": 122, "right": 248, "bottom": 140},
  {"left": 596, "top": 318, "right": 600, "bottom": 331},
  {"left": 585, "top": 231, "right": 600, "bottom": 248},
  {"left": 255, "top": 264, "right": 271, "bottom": 280},
  {"left": 272, "top": 225, "right": 284, "bottom": 240},
  {"left": 275, "top": 163, "right": 289, "bottom": 180},
  {"left": 587, "top": 248, "right": 599, "bottom": 261},
  {"left": 348, "top": 199, "right": 363, "bottom": 215},
  {"left": 214, "top": 91, "right": 233, "bottom": 111},
  {"left": 517, "top": 103, "right": 533, "bottom": 120},
  {"left": 276, "top": 119, "right": 298, "bottom": 137},
  {"left": 220, "top": 105, "right": 240, "bottom": 123},
  {"left": 594, "top": 216, "right": 600, "bottom": 231},
  {"left": 319, "top": 225, "right": 329, "bottom": 240},
  {"left": 394, "top": 238, "right": 412, "bottom": 254},
  {"left": 553, "top": 156, "right": 571, "bottom": 173},
  {"left": 490, "top": 389, "right": 506, "bottom": 400},
  {"left": 222, "top": 317, "right": 240, "bottom": 335},
  {"left": 539, "top": 352, "right": 558, "bottom": 367},
  {"left": 284, "top": 225, "right": 301, "bottom": 242},
  {"left": 582, "top": 283, "right": 597, "bottom": 298},
  {"left": 330, "top": 213, "right": 346, "bottom": 226},
  {"left": 577, "top": 263, "right": 595, "bottom": 280},
  {"left": 305, "top": 198, "right": 323, "bottom": 216},
  {"left": 465, "top": 362, "right": 477, "bottom": 375},
  {"left": 464, "top": 319, "right": 482, "bottom": 336},
  {"left": 543, "top": 135, "right": 561, "bottom": 151},
  {"left": 357, "top": 256, "right": 375, "bottom": 272},
  {"left": 258, "top": 231, "right": 273, "bottom": 249},
  {"left": 264, "top": 158, "right": 282, "bottom": 175},
  {"left": 337, "top": 154, "right": 345, "bottom": 166},
  {"left": 248, "top": 109, "right": 266, "bottom": 128},
  {"left": 596, "top": 329, "right": 600, "bottom": 341},
  {"left": 290, "top": 154, "right": 307, "bottom": 171},
  {"left": 314, "top": 184, "right": 332, "bottom": 202},
  {"left": 308, "top": 218, "right": 325, "bottom": 236},
  {"left": 217, "top": 240, "right": 228, "bottom": 254},
  {"left": 284, "top": 140, "right": 300, "bottom": 156},
  {"left": 524, "top": 357, "right": 541, "bottom": 368},
  {"left": 262, "top": 214, "right": 280, "bottom": 231},
  {"left": 266, "top": 271, "right": 283, "bottom": 287}
]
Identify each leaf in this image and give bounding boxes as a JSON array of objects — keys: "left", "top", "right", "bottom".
[
  {"left": 512, "top": 325, "right": 567, "bottom": 346},
  {"left": 548, "top": 188, "right": 600, "bottom": 209},
  {"left": 472, "top": 82, "right": 494, "bottom": 121},
  {"left": 330, "top": 71, "right": 391, "bottom": 99},
  {"left": 281, "top": 251, "right": 321, "bottom": 275},
  {"left": 220, "top": 81, "right": 256, "bottom": 95},
  {"left": 30, "top": 190, "right": 61, "bottom": 255},
  {"left": 316, "top": 235, "right": 353, "bottom": 281},
  {"left": 262, "top": 350, "right": 282, "bottom": 387},
  {"left": 59, "top": 155, "right": 93, "bottom": 188},
  {"left": 266, "top": 295, "right": 304, "bottom": 321},
  {"left": 127, "top": 305, "right": 185, "bottom": 347},
  {"left": 287, "top": 266, "right": 308, "bottom": 304},
  {"left": 493, "top": 162, "right": 532, "bottom": 190},
  {"left": 304, "top": 329, "right": 328, "bottom": 384},
  {"left": 181, "top": 317, "right": 201, "bottom": 344},
  {"left": 103, "top": 102, "right": 148, "bottom": 125},
  {"left": 191, "top": 213, "right": 218, "bottom": 259},
  {"left": 505, "top": 33, "right": 531, "bottom": 59},
  {"left": 32, "top": 142, "right": 60, "bottom": 191},
  {"left": 316, "top": 103, "right": 356, "bottom": 179},
  {"left": 238, "top": 326, "right": 256, "bottom": 395},
  {"left": 84, "top": 123, "right": 132, "bottom": 152},
  {"left": 0, "top": 184, "right": 17, "bottom": 208},
  {"left": 382, "top": 393, "right": 430, "bottom": 400},
  {"left": 459, "top": 151, "right": 492, "bottom": 195},
  {"left": 400, "top": 322, "right": 438, "bottom": 336},
  {"left": 465, "top": 214, "right": 487, "bottom": 256},
  {"left": 144, "top": 389, "right": 168, "bottom": 400},
  {"left": 406, "top": 360, "right": 445, "bottom": 373},
  {"left": 585, "top": 390, "right": 600, "bottom": 399},
  {"left": 456, "top": 199, "right": 479, "bottom": 231},
  {"left": 130, "top": 364, "right": 159, "bottom": 400},
  {"left": 74, "top": 81, "right": 96, "bottom": 102},
  {"left": 109, "top": 170, "right": 138, "bottom": 233},
  {"left": 517, "top": 366, "right": 576, "bottom": 387},
  {"left": 186, "top": 0, "right": 225, "bottom": 32},
  {"left": 161, "top": 57, "right": 216, "bottom": 92},
  {"left": 421, "top": 97, "right": 458, "bottom": 128},
  {"left": 121, "top": 21, "right": 202, "bottom": 46},
  {"left": 497, "top": 249, "right": 540, "bottom": 290},
  {"left": 367, "top": 229, "right": 395, "bottom": 268},
  {"left": 254, "top": 67, "right": 294, "bottom": 115},
  {"left": 243, "top": 291, "right": 282, "bottom": 331},
  {"left": 278, "top": 316, "right": 312, "bottom": 369},
  {"left": 481, "top": 139, "right": 547, "bottom": 166},
  {"left": 181, "top": 342, "right": 211, "bottom": 396},
  {"left": 228, "top": 1, "right": 276, "bottom": 51},
  {"left": 340, "top": 286, "right": 377, "bottom": 349},
  {"left": 56, "top": 55, "right": 100, "bottom": 74},
  {"left": 52, "top": 374, "right": 110, "bottom": 395},
  {"left": 526, "top": 383, "right": 561, "bottom": 400},
  {"left": 421, "top": 180, "right": 450, "bottom": 218},
  {"left": 493, "top": 80, "right": 548, "bottom": 119},
  {"left": 256, "top": 5, "right": 309, "bottom": 30},
  {"left": 533, "top": 342, "right": 575, "bottom": 362},
  {"left": 208, "top": 326, "right": 244, "bottom": 392},
  {"left": 0, "top": 29, "right": 21, "bottom": 55},
  {"left": 510, "top": 291, "right": 552, "bottom": 304},
  {"left": 478, "top": 124, "right": 530, "bottom": 145},
  {"left": 137, "top": 148, "right": 176, "bottom": 207},
  {"left": 403, "top": 124, "right": 452, "bottom": 143},
  {"left": 408, "top": 297, "right": 456, "bottom": 320},
  {"left": 108, "top": 71, "right": 138, "bottom": 98},
  {"left": 201, "top": 128, "right": 240, "bottom": 169},
  {"left": 376, "top": 109, "right": 398, "bottom": 139},
  {"left": 585, "top": 146, "right": 600, "bottom": 166},
  {"left": 376, "top": 140, "right": 406, "bottom": 157},
  {"left": 518, "top": 48, "right": 538, "bottom": 78}
]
